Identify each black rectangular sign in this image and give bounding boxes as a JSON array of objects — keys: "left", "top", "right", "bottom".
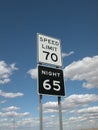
[{"left": 38, "top": 65, "right": 65, "bottom": 96}]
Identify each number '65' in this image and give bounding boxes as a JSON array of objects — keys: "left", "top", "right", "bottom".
[{"left": 43, "top": 79, "right": 60, "bottom": 91}]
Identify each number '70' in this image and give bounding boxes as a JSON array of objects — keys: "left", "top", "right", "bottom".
[{"left": 43, "top": 51, "right": 58, "bottom": 62}]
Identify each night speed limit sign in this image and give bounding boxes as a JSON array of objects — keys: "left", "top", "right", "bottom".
[
  {"left": 37, "top": 33, "right": 62, "bottom": 67},
  {"left": 38, "top": 65, "right": 65, "bottom": 96}
]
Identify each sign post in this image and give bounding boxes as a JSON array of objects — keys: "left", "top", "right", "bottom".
[
  {"left": 39, "top": 95, "right": 43, "bottom": 130},
  {"left": 58, "top": 96, "right": 63, "bottom": 130},
  {"left": 37, "top": 33, "right": 65, "bottom": 130}
]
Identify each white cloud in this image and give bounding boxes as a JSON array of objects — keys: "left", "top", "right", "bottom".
[
  {"left": 68, "top": 106, "right": 98, "bottom": 128},
  {"left": 0, "top": 90, "right": 24, "bottom": 98},
  {"left": 69, "top": 116, "right": 86, "bottom": 122},
  {"left": 0, "top": 61, "right": 18, "bottom": 84},
  {"left": 0, "top": 100, "right": 6, "bottom": 104},
  {"left": 62, "top": 94, "right": 98, "bottom": 108},
  {"left": 17, "top": 117, "right": 39, "bottom": 128},
  {"left": 27, "top": 55, "right": 98, "bottom": 89},
  {"left": 43, "top": 94, "right": 98, "bottom": 113},
  {"left": 43, "top": 101, "right": 58, "bottom": 113},
  {"left": 62, "top": 51, "right": 74, "bottom": 58},
  {"left": 27, "top": 67, "right": 38, "bottom": 79},
  {"left": 64, "top": 55, "right": 98, "bottom": 89},
  {"left": 43, "top": 101, "right": 58, "bottom": 109},
  {"left": 2, "top": 106, "right": 20, "bottom": 111},
  {"left": 77, "top": 106, "right": 98, "bottom": 114},
  {"left": 0, "top": 116, "right": 39, "bottom": 130},
  {"left": 0, "top": 111, "right": 30, "bottom": 118}
]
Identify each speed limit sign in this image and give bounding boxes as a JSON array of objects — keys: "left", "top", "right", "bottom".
[
  {"left": 38, "top": 65, "right": 65, "bottom": 96},
  {"left": 37, "top": 33, "right": 62, "bottom": 67}
]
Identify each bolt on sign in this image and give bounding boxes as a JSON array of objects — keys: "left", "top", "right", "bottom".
[
  {"left": 38, "top": 65, "right": 65, "bottom": 96},
  {"left": 37, "top": 33, "right": 62, "bottom": 67}
]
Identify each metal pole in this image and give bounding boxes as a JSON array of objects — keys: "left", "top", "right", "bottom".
[
  {"left": 39, "top": 95, "right": 43, "bottom": 130},
  {"left": 13, "top": 117, "right": 15, "bottom": 130},
  {"left": 58, "top": 96, "right": 63, "bottom": 130}
]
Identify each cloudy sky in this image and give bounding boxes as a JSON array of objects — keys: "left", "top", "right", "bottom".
[{"left": 0, "top": 0, "right": 98, "bottom": 130}]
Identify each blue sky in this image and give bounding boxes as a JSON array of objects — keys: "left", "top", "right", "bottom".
[{"left": 0, "top": 0, "right": 98, "bottom": 130}]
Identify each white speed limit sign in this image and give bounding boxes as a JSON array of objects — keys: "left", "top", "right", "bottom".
[{"left": 37, "top": 33, "right": 62, "bottom": 67}]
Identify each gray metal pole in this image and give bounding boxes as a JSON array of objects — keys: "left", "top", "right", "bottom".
[
  {"left": 58, "top": 96, "right": 63, "bottom": 130},
  {"left": 39, "top": 95, "right": 43, "bottom": 130},
  {"left": 13, "top": 117, "right": 15, "bottom": 130}
]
